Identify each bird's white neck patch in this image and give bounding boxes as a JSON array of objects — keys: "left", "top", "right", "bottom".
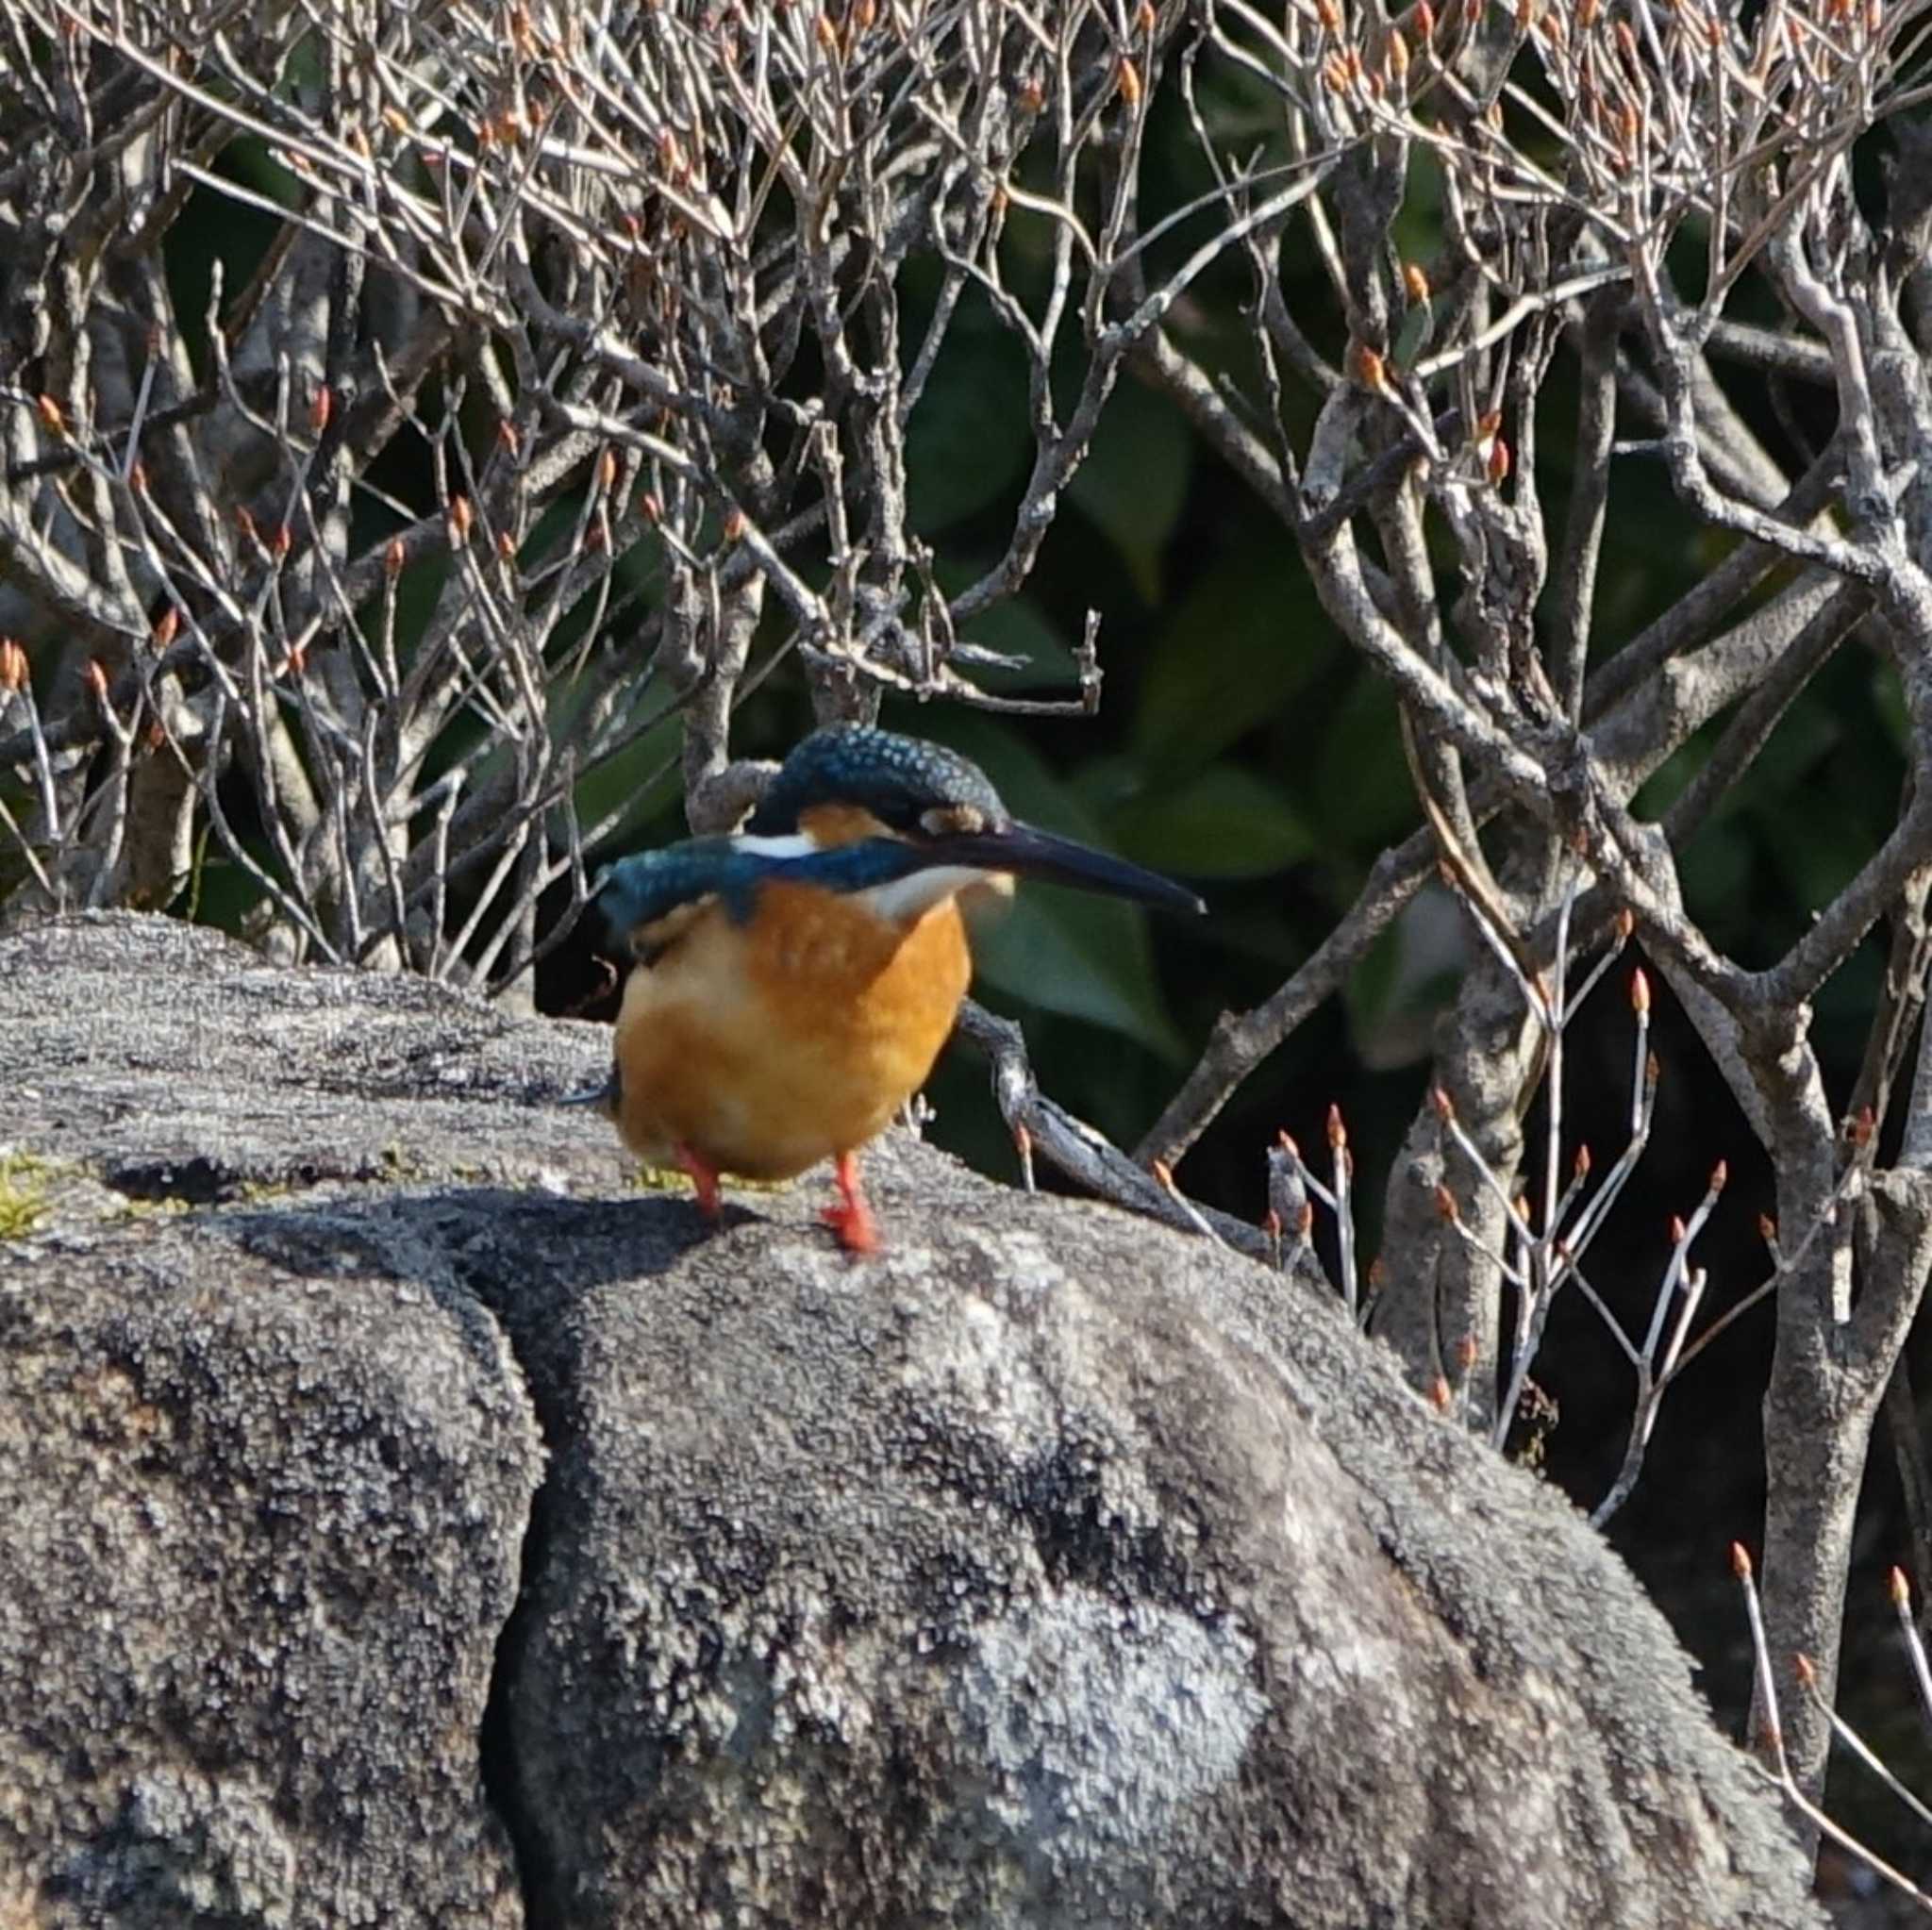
[
  {"left": 730, "top": 832, "right": 820, "bottom": 857},
  {"left": 857, "top": 865, "right": 1001, "bottom": 924}
]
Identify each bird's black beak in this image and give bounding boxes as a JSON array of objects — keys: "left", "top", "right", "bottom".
[{"left": 923, "top": 822, "right": 1205, "bottom": 915}]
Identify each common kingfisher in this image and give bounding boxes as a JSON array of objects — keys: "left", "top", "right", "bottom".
[{"left": 594, "top": 724, "right": 1204, "bottom": 1253}]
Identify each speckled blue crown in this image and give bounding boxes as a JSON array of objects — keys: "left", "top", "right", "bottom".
[{"left": 748, "top": 725, "right": 1008, "bottom": 836}]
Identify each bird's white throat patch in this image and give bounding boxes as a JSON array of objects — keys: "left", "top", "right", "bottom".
[{"left": 858, "top": 865, "right": 1005, "bottom": 923}]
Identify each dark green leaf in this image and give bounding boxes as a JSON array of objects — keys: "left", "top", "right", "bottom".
[
  {"left": 969, "top": 890, "right": 1190, "bottom": 1062},
  {"left": 1311, "top": 676, "right": 1414, "bottom": 854},
  {"left": 904, "top": 306, "right": 1035, "bottom": 534},
  {"left": 929, "top": 563, "right": 1082, "bottom": 692},
  {"left": 1133, "top": 548, "right": 1335, "bottom": 773},
  {"left": 1107, "top": 765, "right": 1314, "bottom": 878},
  {"left": 1067, "top": 380, "right": 1191, "bottom": 601},
  {"left": 1391, "top": 302, "right": 1433, "bottom": 376}
]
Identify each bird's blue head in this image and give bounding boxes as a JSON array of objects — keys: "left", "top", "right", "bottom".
[
  {"left": 747, "top": 724, "right": 1203, "bottom": 914},
  {"left": 596, "top": 724, "right": 1203, "bottom": 957},
  {"left": 747, "top": 724, "right": 1010, "bottom": 840}
]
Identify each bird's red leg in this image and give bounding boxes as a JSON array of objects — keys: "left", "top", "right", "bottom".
[
  {"left": 673, "top": 1142, "right": 724, "bottom": 1222},
  {"left": 822, "top": 1150, "right": 881, "bottom": 1255}
]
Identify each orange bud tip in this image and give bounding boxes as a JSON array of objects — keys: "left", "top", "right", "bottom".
[
  {"left": 35, "top": 394, "right": 65, "bottom": 436},
  {"left": 1487, "top": 437, "right": 1510, "bottom": 486},
  {"left": 722, "top": 507, "right": 748, "bottom": 543},
  {"left": 1757, "top": 1213, "right": 1776, "bottom": 1242},
  {"left": 598, "top": 447, "right": 619, "bottom": 491},
  {"left": 448, "top": 495, "right": 474, "bottom": 544},
  {"left": 1151, "top": 1156, "right": 1175, "bottom": 1191},
  {"left": 385, "top": 537, "right": 407, "bottom": 577},
  {"left": 1427, "top": 1374, "right": 1452, "bottom": 1411},
  {"left": 1890, "top": 1566, "right": 1911, "bottom": 1608},
  {"left": 1730, "top": 1541, "right": 1753, "bottom": 1580},
  {"left": 0, "top": 638, "right": 27, "bottom": 694},
  {"left": 1402, "top": 260, "right": 1429, "bottom": 303},
  {"left": 1326, "top": 1103, "right": 1347, "bottom": 1148},
  {"left": 309, "top": 386, "right": 332, "bottom": 435},
  {"left": 152, "top": 607, "right": 179, "bottom": 650},
  {"left": 1431, "top": 1086, "right": 1455, "bottom": 1122},
  {"left": 1295, "top": 1201, "right": 1313, "bottom": 1236},
  {"left": 1614, "top": 908, "right": 1635, "bottom": 941},
  {"left": 1574, "top": 1144, "right": 1591, "bottom": 1179},
  {"left": 1669, "top": 1214, "right": 1688, "bottom": 1245},
  {"left": 1262, "top": 1208, "right": 1281, "bottom": 1238},
  {"left": 1630, "top": 967, "right": 1651, "bottom": 1014},
  {"left": 85, "top": 659, "right": 109, "bottom": 699},
  {"left": 1709, "top": 1159, "right": 1727, "bottom": 1192},
  {"left": 1433, "top": 1184, "right": 1459, "bottom": 1225},
  {"left": 1793, "top": 1653, "right": 1816, "bottom": 1687},
  {"left": 1116, "top": 56, "right": 1141, "bottom": 106},
  {"left": 1454, "top": 1333, "right": 1477, "bottom": 1369}
]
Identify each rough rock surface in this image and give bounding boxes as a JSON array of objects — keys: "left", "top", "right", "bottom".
[{"left": 0, "top": 913, "right": 1823, "bottom": 1927}]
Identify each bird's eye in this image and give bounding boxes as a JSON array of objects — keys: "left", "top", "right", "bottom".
[{"left": 920, "top": 804, "right": 986, "bottom": 837}]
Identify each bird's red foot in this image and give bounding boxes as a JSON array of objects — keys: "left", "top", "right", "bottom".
[
  {"left": 821, "top": 1150, "right": 881, "bottom": 1255},
  {"left": 674, "top": 1142, "right": 724, "bottom": 1222}
]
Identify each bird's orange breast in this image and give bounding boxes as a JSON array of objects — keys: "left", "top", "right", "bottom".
[{"left": 612, "top": 882, "right": 973, "bottom": 1181}]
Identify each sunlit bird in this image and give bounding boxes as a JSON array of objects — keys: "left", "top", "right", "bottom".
[{"left": 593, "top": 724, "right": 1204, "bottom": 1253}]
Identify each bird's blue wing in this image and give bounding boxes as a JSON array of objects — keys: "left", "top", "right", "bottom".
[
  {"left": 594, "top": 839, "right": 764, "bottom": 950},
  {"left": 595, "top": 835, "right": 932, "bottom": 953}
]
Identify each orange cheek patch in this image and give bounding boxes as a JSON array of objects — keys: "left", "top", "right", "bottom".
[{"left": 797, "top": 802, "right": 891, "bottom": 848}]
